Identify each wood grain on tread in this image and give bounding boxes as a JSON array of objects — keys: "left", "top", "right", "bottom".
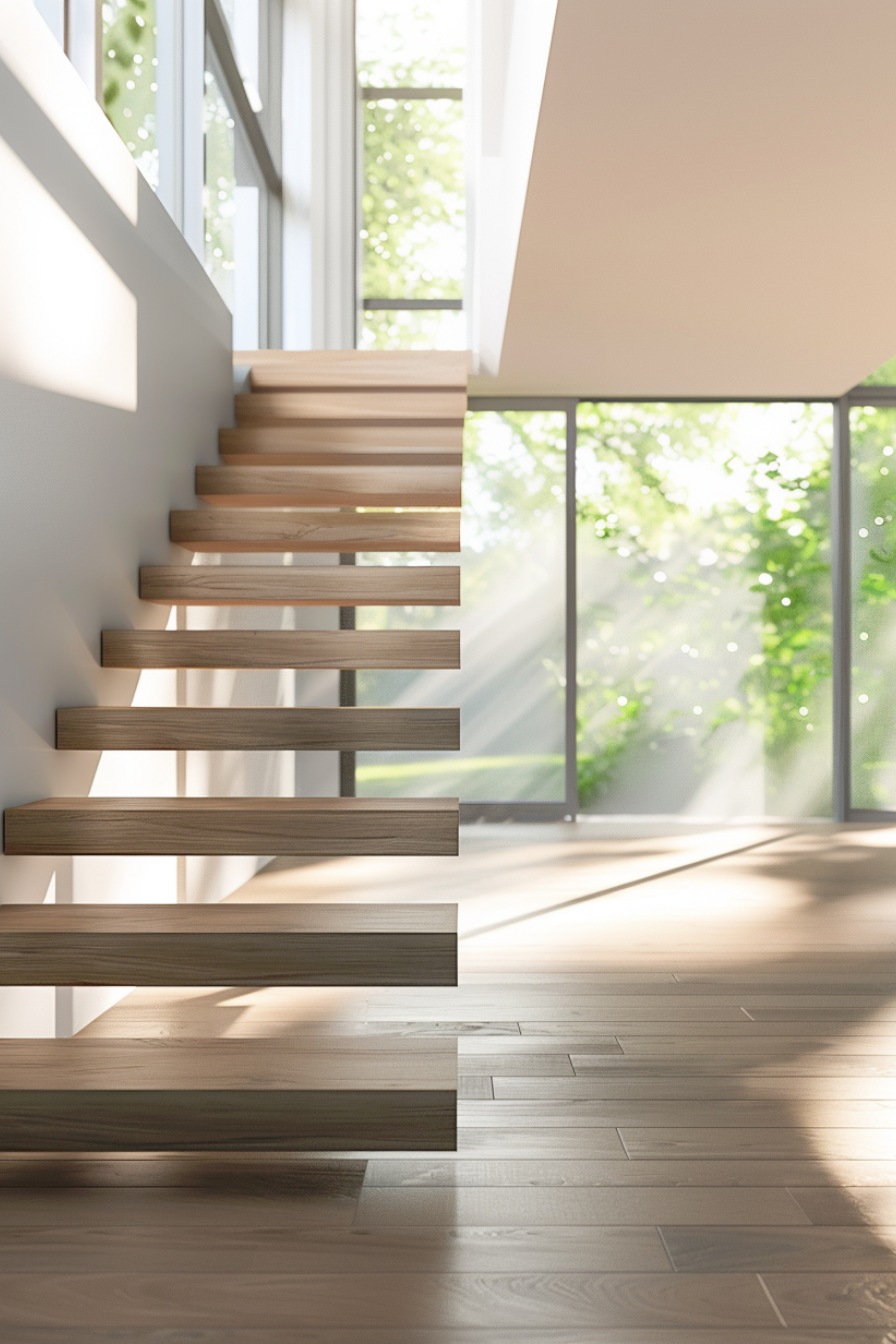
[
  {"left": 0, "top": 1038, "right": 456, "bottom": 1088},
  {"left": 195, "top": 464, "right": 461, "bottom": 507},
  {"left": 0, "top": 1037, "right": 456, "bottom": 1150},
  {"left": 234, "top": 389, "right": 467, "bottom": 425},
  {"left": 237, "top": 349, "right": 468, "bottom": 390},
  {"left": 56, "top": 707, "right": 460, "bottom": 752},
  {"left": 219, "top": 423, "right": 462, "bottom": 456},
  {"left": 138, "top": 565, "right": 460, "bottom": 606},
  {"left": 2, "top": 796, "right": 460, "bottom": 856},
  {"left": 0, "top": 902, "right": 457, "bottom": 986},
  {"left": 0, "top": 1092, "right": 456, "bottom": 1153},
  {"left": 100, "top": 629, "right": 461, "bottom": 669},
  {"left": 170, "top": 508, "right": 461, "bottom": 553}
]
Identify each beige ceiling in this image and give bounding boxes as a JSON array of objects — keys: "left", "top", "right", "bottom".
[{"left": 471, "top": 0, "right": 896, "bottom": 399}]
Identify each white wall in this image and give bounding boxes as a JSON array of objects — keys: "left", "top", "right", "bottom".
[{"left": 0, "top": 3, "right": 290, "bottom": 1037}]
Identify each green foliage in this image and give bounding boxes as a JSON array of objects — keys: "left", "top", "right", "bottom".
[
  {"left": 357, "top": 1, "right": 465, "bottom": 324},
  {"left": 575, "top": 402, "right": 834, "bottom": 812},
  {"left": 848, "top": 408, "right": 896, "bottom": 807},
  {"left": 861, "top": 355, "right": 896, "bottom": 387},
  {"left": 361, "top": 97, "right": 464, "bottom": 301},
  {"left": 102, "top": 0, "right": 158, "bottom": 187}
]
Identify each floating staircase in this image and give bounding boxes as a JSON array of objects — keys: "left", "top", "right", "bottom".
[{"left": 0, "top": 349, "right": 466, "bottom": 1152}]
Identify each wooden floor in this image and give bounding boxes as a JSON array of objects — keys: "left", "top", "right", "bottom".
[{"left": 5, "top": 820, "right": 896, "bottom": 1341}]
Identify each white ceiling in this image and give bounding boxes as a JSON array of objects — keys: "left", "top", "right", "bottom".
[{"left": 472, "top": 0, "right": 896, "bottom": 399}]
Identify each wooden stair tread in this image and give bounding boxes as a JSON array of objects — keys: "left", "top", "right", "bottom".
[
  {"left": 0, "top": 903, "right": 455, "bottom": 934},
  {"left": 195, "top": 465, "right": 461, "bottom": 507},
  {"left": 0, "top": 1037, "right": 456, "bottom": 1089},
  {"left": 234, "top": 390, "right": 466, "bottom": 426},
  {"left": 56, "top": 707, "right": 460, "bottom": 751},
  {"left": 170, "top": 508, "right": 460, "bottom": 553},
  {"left": 138, "top": 565, "right": 460, "bottom": 606},
  {"left": 0, "top": 903, "right": 457, "bottom": 987},
  {"left": 0, "top": 1038, "right": 456, "bottom": 1151},
  {"left": 100, "top": 629, "right": 461, "bottom": 669},
  {"left": 236, "top": 350, "right": 468, "bottom": 391},
  {"left": 219, "top": 424, "right": 463, "bottom": 456},
  {"left": 3, "top": 797, "right": 460, "bottom": 856}
]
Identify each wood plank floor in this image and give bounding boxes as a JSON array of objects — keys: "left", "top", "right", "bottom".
[{"left": 6, "top": 820, "right": 896, "bottom": 1341}]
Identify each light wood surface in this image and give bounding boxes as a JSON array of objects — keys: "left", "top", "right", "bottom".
[
  {"left": 100, "top": 628, "right": 461, "bottom": 669},
  {"left": 0, "top": 1033, "right": 456, "bottom": 1151},
  {"left": 3, "top": 796, "right": 459, "bottom": 855},
  {"left": 234, "top": 389, "right": 467, "bottom": 425},
  {"left": 219, "top": 422, "right": 463, "bottom": 457},
  {"left": 56, "top": 707, "right": 460, "bottom": 752},
  {"left": 170, "top": 508, "right": 461, "bottom": 553},
  {"left": 237, "top": 350, "right": 469, "bottom": 391},
  {"left": 195, "top": 464, "right": 461, "bottom": 507},
  {"left": 138, "top": 564, "right": 460, "bottom": 606},
  {"left": 0, "top": 903, "right": 457, "bottom": 986},
  {"left": 16, "top": 819, "right": 896, "bottom": 1335}
]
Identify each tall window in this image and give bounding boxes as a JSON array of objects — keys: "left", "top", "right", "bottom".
[
  {"left": 356, "top": 0, "right": 466, "bottom": 349},
  {"left": 95, "top": 0, "right": 282, "bottom": 345},
  {"left": 576, "top": 403, "right": 833, "bottom": 817},
  {"left": 102, "top": 0, "right": 159, "bottom": 189}
]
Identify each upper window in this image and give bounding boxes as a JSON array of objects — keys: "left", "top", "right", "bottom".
[
  {"left": 356, "top": 0, "right": 466, "bottom": 350},
  {"left": 102, "top": 0, "right": 159, "bottom": 190}
]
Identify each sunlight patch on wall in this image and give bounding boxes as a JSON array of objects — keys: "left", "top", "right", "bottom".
[{"left": 0, "top": 135, "right": 137, "bottom": 409}]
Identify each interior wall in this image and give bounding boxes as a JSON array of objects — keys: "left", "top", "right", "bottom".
[
  {"left": 0, "top": 3, "right": 289, "bottom": 1037},
  {"left": 470, "top": 0, "right": 558, "bottom": 377}
]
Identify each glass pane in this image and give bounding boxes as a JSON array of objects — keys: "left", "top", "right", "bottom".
[
  {"left": 102, "top": 0, "right": 159, "bottom": 189},
  {"left": 577, "top": 402, "right": 833, "bottom": 817},
  {"left": 220, "top": 0, "right": 261, "bottom": 102},
  {"left": 850, "top": 406, "right": 896, "bottom": 808},
  {"left": 204, "top": 66, "right": 237, "bottom": 310},
  {"left": 360, "top": 308, "right": 466, "bottom": 350},
  {"left": 357, "top": 0, "right": 465, "bottom": 88},
  {"left": 356, "top": 411, "right": 567, "bottom": 803},
  {"left": 361, "top": 98, "right": 464, "bottom": 301},
  {"left": 862, "top": 356, "right": 896, "bottom": 387}
]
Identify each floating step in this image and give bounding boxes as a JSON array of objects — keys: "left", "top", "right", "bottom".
[
  {"left": 0, "top": 903, "right": 457, "bottom": 986},
  {"left": 138, "top": 564, "right": 460, "bottom": 607},
  {"left": 236, "top": 349, "right": 468, "bottom": 392},
  {"left": 101, "top": 629, "right": 461, "bottom": 670},
  {"left": 170, "top": 508, "right": 460, "bottom": 553},
  {"left": 0, "top": 1038, "right": 456, "bottom": 1151},
  {"left": 56, "top": 706, "right": 460, "bottom": 752},
  {"left": 219, "top": 423, "right": 463, "bottom": 462},
  {"left": 195, "top": 464, "right": 461, "bottom": 508},
  {"left": 234, "top": 389, "right": 467, "bottom": 426},
  {"left": 3, "top": 797, "right": 459, "bottom": 856}
]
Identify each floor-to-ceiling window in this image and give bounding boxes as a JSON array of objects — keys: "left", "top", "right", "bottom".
[
  {"left": 356, "top": 409, "right": 569, "bottom": 815},
  {"left": 576, "top": 402, "right": 834, "bottom": 817}
]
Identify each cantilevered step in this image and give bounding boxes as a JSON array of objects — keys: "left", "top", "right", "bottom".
[
  {"left": 237, "top": 349, "right": 468, "bottom": 392},
  {"left": 219, "top": 423, "right": 462, "bottom": 466},
  {"left": 56, "top": 707, "right": 460, "bottom": 752},
  {"left": 3, "top": 797, "right": 459, "bottom": 856},
  {"left": 0, "top": 903, "right": 457, "bottom": 986},
  {"left": 195, "top": 464, "right": 461, "bottom": 508},
  {"left": 0, "top": 1038, "right": 456, "bottom": 1151},
  {"left": 138, "top": 565, "right": 460, "bottom": 606},
  {"left": 235, "top": 389, "right": 467, "bottom": 427},
  {"left": 101, "top": 629, "right": 461, "bottom": 670},
  {"left": 170, "top": 508, "right": 460, "bottom": 553}
]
